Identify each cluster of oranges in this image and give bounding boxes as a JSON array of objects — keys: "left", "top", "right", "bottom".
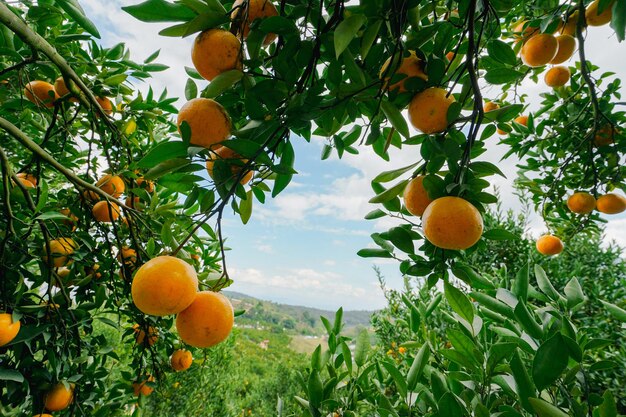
[
  {"left": 23, "top": 78, "right": 112, "bottom": 112},
  {"left": 129, "top": 255, "right": 235, "bottom": 396},
  {"left": 174, "top": 0, "right": 281, "bottom": 185}
]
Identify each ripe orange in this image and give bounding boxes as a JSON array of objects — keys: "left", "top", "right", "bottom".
[
  {"left": 96, "top": 174, "right": 125, "bottom": 198},
  {"left": 512, "top": 20, "right": 539, "bottom": 43},
  {"left": 133, "top": 375, "right": 155, "bottom": 397},
  {"left": 43, "top": 238, "right": 77, "bottom": 268},
  {"left": 14, "top": 176, "right": 35, "bottom": 189},
  {"left": 380, "top": 51, "right": 428, "bottom": 93},
  {"left": 445, "top": 51, "right": 456, "bottom": 62},
  {"left": 176, "top": 291, "right": 234, "bottom": 348},
  {"left": 567, "top": 192, "right": 596, "bottom": 214},
  {"left": 96, "top": 97, "right": 113, "bottom": 115},
  {"left": 536, "top": 235, "right": 564, "bottom": 256},
  {"left": 0, "top": 313, "right": 20, "bottom": 346},
  {"left": 44, "top": 382, "right": 74, "bottom": 411},
  {"left": 52, "top": 266, "right": 72, "bottom": 287},
  {"left": 118, "top": 246, "right": 138, "bottom": 267},
  {"left": 33, "top": 414, "right": 54, "bottom": 417},
  {"left": 134, "top": 171, "right": 155, "bottom": 193},
  {"left": 170, "top": 349, "right": 193, "bottom": 371},
  {"left": 408, "top": 87, "right": 456, "bottom": 134},
  {"left": 422, "top": 196, "right": 484, "bottom": 250},
  {"left": 133, "top": 324, "right": 158, "bottom": 346},
  {"left": 521, "top": 34, "right": 558, "bottom": 67},
  {"left": 484, "top": 101, "right": 500, "bottom": 112},
  {"left": 60, "top": 208, "right": 78, "bottom": 231},
  {"left": 550, "top": 35, "right": 576, "bottom": 64},
  {"left": 54, "top": 77, "right": 79, "bottom": 103},
  {"left": 125, "top": 195, "right": 144, "bottom": 211},
  {"left": 596, "top": 193, "right": 626, "bottom": 214},
  {"left": 594, "top": 125, "right": 617, "bottom": 147},
  {"left": 403, "top": 176, "right": 433, "bottom": 217},
  {"left": 555, "top": 11, "right": 581, "bottom": 37},
  {"left": 545, "top": 66, "right": 571, "bottom": 87},
  {"left": 191, "top": 29, "right": 242, "bottom": 81},
  {"left": 231, "top": 0, "right": 279, "bottom": 45},
  {"left": 24, "top": 80, "right": 58, "bottom": 108},
  {"left": 131, "top": 256, "right": 199, "bottom": 316},
  {"left": 92, "top": 201, "right": 121, "bottom": 222},
  {"left": 586, "top": 0, "right": 613, "bottom": 26},
  {"left": 16, "top": 172, "right": 38, "bottom": 186},
  {"left": 206, "top": 146, "right": 253, "bottom": 185},
  {"left": 86, "top": 264, "right": 101, "bottom": 279},
  {"left": 514, "top": 115, "right": 528, "bottom": 126},
  {"left": 177, "top": 98, "right": 231, "bottom": 148}
]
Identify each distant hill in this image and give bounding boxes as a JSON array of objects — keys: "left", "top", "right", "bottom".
[{"left": 224, "top": 291, "right": 375, "bottom": 336}]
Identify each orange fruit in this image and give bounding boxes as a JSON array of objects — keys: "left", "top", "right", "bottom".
[
  {"left": 514, "top": 115, "right": 528, "bottom": 126},
  {"left": 52, "top": 266, "right": 72, "bottom": 287},
  {"left": 596, "top": 193, "right": 626, "bottom": 214},
  {"left": 445, "top": 51, "right": 456, "bottom": 61},
  {"left": 96, "top": 97, "right": 113, "bottom": 115},
  {"left": 170, "top": 349, "right": 193, "bottom": 371},
  {"left": 43, "top": 238, "right": 77, "bottom": 268},
  {"left": 92, "top": 201, "right": 121, "bottom": 222},
  {"left": 44, "top": 382, "right": 74, "bottom": 411},
  {"left": 125, "top": 195, "right": 144, "bottom": 211},
  {"left": 422, "top": 196, "right": 484, "bottom": 250},
  {"left": 134, "top": 172, "right": 155, "bottom": 193},
  {"left": 176, "top": 291, "right": 234, "bottom": 348},
  {"left": 16, "top": 172, "right": 38, "bottom": 186},
  {"left": 133, "top": 375, "right": 155, "bottom": 397},
  {"left": 96, "top": 174, "right": 125, "bottom": 198},
  {"left": 512, "top": 20, "right": 539, "bottom": 43},
  {"left": 536, "top": 235, "right": 564, "bottom": 256},
  {"left": 550, "top": 35, "right": 576, "bottom": 64},
  {"left": 177, "top": 98, "right": 231, "bottom": 149},
  {"left": 521, "top": 34, "right": 558, "bottom": 67},
  {"left": 380, "top": 51, "right": 428, "bottom": 93},
  {"left": 131, "top": 256, "right": 199, "bottom": 316},
  {"left": 86, "top": 263, "right": 101, "bottom": 279},
  {"left": 206, "top": 145, "right": 253, "bottom": 185},
  {"left": 191, "top": 29, "right": 242, "bottom": 81},
  {"left": 24, "top": 80, "right": 58, "bottom": 108},
  {"left": 408, "top": 87, "right": 456, "bottom": 134},
  {"left": 133, "top": 324, "right": 158, "bottom": 346},
  {"left": 0, "top": 313, "right": 20, "bottom": 347},
  {"left": 586, "top": 0, "right": 613, "bottom": 26},
  {"left": 82, "top": 189, "right": 100, "bottom": 202},
  {"left": 33, "top": 415, "right": 54, "bottom": 417},
  {"left": 484, "top": 101, "right": 500, "bottom": 112},
  {"left": 594, "top": 125, "right": 617, "bottom": 147},
  {"left": 497, "top": 127, "right": 508, "bottom": 135},
  {"left": 545, "top": 66, "right": 571, "bottom": 87},
  {"left": 60, "top": 208, "right": 78, "bottom": 230},
  {"left": 403, "top": 176, "right": 433, "bottom": 217},
  {"left": 14, "top": 176, "right": 35, "bottom": 189},
  {"left": 555, "top": 11, "right": 581, "bottom": 37},
  {"left": 54, "top": 77, "right": 79, "bottom": 102},
  {"left": 567, "top": 192, "right": 596, "bottom": 214},
  {"left": 231, "top": 0, "right": 279, "bottom": 45},
  {"left": 117, "top": 246, "right": 138, "bottom": 266}
]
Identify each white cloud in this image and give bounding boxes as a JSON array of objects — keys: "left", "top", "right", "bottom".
[{"left": 257, "top": 244, "right": 274, "bottom": 254}]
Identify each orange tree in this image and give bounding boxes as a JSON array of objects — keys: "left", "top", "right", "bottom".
[{"left": 1, "top": 0, "right": 626, "bottom": 415}]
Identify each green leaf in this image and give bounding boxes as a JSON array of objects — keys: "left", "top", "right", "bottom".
[
  {"left": 482, "top": 228, "right": 518, "bottom": 240},
  {"left": 407, "top": 343, "right": 430, "bottom": 391},
  {"left": 487, "top": 39, "right": 517, "bottom": 65},
  {"left": 307, "top": 370, "right": 323, "bottom": 407},
  {"left": 354, "top": 329, "right": 370, "bottom": 367},
  {"left": 388, "top": 227, "right": 414, "bottom": 254},
  {"left": 204, "top": 70, "right": 243, "bottom": 98},
  {"left": 0, "top": 369, "right": 24, "bottom": 383},
  {"left": 534, "top": 264, "right": 561, "bottom": 301},
  {"left": 437, "top": 392, "right": 464, "bottom": 417},
  {"left": 334, "top": 14, "right": 367, "bottom": 59},
  {"left": 372, "top": 162, "right": 418, "bottom": 183},
  {"left": 364, "top": 209, "right": 386, "bottom": 220},
  {"left": 138, "top": 141, "right": 189, "bottom": 168},
  {"left": 381, "top": 360, "right": 407, "bottom": 398},
  {"left": 599, "top": 390, "right": 618, "bottom": 417},
  {"left": 103, "top": 74, "right": 127, "bottom": 86},
  {"left": 564, "top": 278, "right": 585, "bottom": 308},
  {"left": 361, "top": 20, "right": 382, "bottom": 59},
  {"left": 239, "top": 191, "right": 253, "bottom": 225},
  {"left": 122, "top": 0, "right": 196, "bottom": 22},
  {"left": 600, "top": 300, "right": 626, "bottom": 322},
  {"left": 510, "top": 349, "right": 536, "bottom": 412},
  {"left": 532, "top": 334, "right": 568, "bottom": 390},
  {"left": 444, "top": 281, "right": 474, "bottom": 325},
  {"left": 185, "top": 78, "right": 197, "bottom": 100},
  {"left": 514, "top": 301, "right": 544, "bottom": 339},
  {"left": 513, "top": 263, "right": 529, "bottom": 302},
  {"left": 528, "top": 398, "right": 569, "bottom": 417},
  {"left": 55, "top": 0, "right": 101, "bottom": 38},
  {"left": 469, "top": 161, "right": 506, "bottom": 178},
  {"left": 484, "top": 68, "right": 525, "bottom": 85},
  {"left": 610, "top": 0, "right": 626, "bottom": 42},
  {"left": 452, "top": 264, "right": 495, "bottom": 290},
  {"left": 483, "top": 104, "right": 524, "bottom": 122},
  {"left": 381, "top": 100, "right": 410, "bottom": 139},
  {"left": 258, "top": 16, "right": 298, "bottom": 35},
  {"left": 144, "top": 158, "right": 190, "bottom": 180},
  {"left": 357, "top": 248, "right": 393, "bottom": 258},
  {"left": 369, "top": 180, "right": 408, "bottom": 204}
]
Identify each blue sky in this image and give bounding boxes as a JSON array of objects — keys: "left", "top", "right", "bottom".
[{"left": 82, "top": 0, "right": 626, "bottom": 310}]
